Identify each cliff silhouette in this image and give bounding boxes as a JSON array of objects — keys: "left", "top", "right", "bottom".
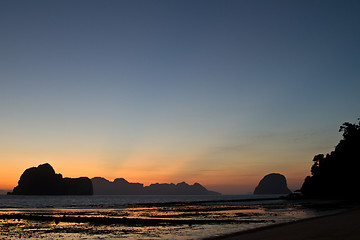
[
  {"left": 91, "top": 177, "right": 220, "bottom": 195},
  {"left": 254, "top": 173, "right": 292, "bottom": 195},
  {"left": 8, "top": 163, "right": 219, "bottom": 195},
  {"left": 8, "top": 163, "right": 93, "bottom": 195},
  {"left": 301, "top": 120, "right": 360, "bottom": 199}
]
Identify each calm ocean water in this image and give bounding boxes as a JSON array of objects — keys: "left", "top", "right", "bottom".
[
  {"left": 0, "top": 194, "right": 349, "bottom": 239},
  {"left": 0, "top": 194, "right": 281, "bottom": 209}
]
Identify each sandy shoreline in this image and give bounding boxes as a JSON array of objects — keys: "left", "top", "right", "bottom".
[
  {"left": 205, "top": 207, "right": 360, "bottom": 240},
  {"left": 1, "top": 197, "right": 357, "bottom": 239}
]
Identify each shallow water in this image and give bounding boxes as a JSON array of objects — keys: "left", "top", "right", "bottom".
[
  {"left": 0, "top": 195, "right": 349, "bottom": 239},
  {"left": 0, "top": 194, "right": 281, "bottom": 208}
]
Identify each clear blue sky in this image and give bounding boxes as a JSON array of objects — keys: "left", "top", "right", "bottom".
[{"left": 1, "top": 0, "right": 359, "bottom": 193}]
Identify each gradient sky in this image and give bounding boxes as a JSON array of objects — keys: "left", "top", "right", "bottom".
[{"left": 1, "top": 0, "right": 359, "bottom": 194}]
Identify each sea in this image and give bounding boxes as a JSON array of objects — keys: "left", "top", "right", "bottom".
[{"left": 0, "top": 194, "right": 351, "bottom": 239}]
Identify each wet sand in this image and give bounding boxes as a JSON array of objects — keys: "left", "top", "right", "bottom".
[
  {"left": 1, "top": 198, "right": 356, "bottom": 239},
  {"left": 206, "top": 208, "right": 360, "bottom": 240}
]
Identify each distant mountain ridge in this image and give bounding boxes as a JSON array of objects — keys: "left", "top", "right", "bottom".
[
  {"left": 7, "top": 163, "right": 220, "bottom": 195},
  {"left": 91, "top": 177, "right": 221, "bottom": 195}
]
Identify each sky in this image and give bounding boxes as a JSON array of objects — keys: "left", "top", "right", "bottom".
[{"left": 0, "top": 0, "right": 359, "bottom": 194}]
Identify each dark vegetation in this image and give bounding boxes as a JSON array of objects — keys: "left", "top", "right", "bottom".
[
  {"left": 301, "top": 120, "right": 360, "bottom": 199},
  {"left": 254, "top": 173, "right": 292, "bottom": 195}
]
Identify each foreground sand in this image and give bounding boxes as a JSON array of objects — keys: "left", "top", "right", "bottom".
[{"left": 206, "top": 208, "right": 360, "bottom": 240}]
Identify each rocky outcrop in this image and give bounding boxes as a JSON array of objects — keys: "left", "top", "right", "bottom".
[
  {"left": 8, "top": 163, "right": 219, "bottom": 195},
  {"left": 8, "top": 163, "right": 93, "bottom": 195},
  {"left": 91, "top": 177, "right": 220, "bottom": 195},
  {"left": 254, "top": 173, "right": 292, "bottom": 195},
  {"left": 62, "top": 177, "right": 93, "bottom": 195}
]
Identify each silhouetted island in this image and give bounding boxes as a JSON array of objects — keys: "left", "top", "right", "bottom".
[
  {"left": 8, "top": 163, "right": 93, "bottom": 195},
  {"left": 254, "top": 173, "right": 292, "bottom": 195},
  {"left": 91, "top": 177, "right": 220, "bottom": 195},
  {"left": 92, "top": 177, "right": 144, "bottom": 195},
  {"left": 301, "top": 120, "right": 360, "bottom": 199}
]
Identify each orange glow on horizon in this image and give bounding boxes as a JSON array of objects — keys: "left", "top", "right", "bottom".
[{"left": 0, "top": 147, "right": 310, "bottom": 194}]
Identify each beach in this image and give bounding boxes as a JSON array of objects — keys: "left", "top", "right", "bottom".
[
  {"left": 207, "top": 208, "right": 360, "bottom": 240},
  {"left": 0, "top": 195, "right": 357, "bottom": 239}
]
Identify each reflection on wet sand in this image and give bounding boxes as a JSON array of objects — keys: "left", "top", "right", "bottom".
[{"left": 0, "top": 199, "right": 351, "bottom": 239}]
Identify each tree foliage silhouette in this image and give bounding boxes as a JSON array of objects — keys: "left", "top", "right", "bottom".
[{"left": 301, "top": 120, "right": 360, "bottom": 198}]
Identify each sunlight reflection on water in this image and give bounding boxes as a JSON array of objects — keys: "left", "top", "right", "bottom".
[{"left": 0, "top": 196, "right": 348, "bottom": 239}]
